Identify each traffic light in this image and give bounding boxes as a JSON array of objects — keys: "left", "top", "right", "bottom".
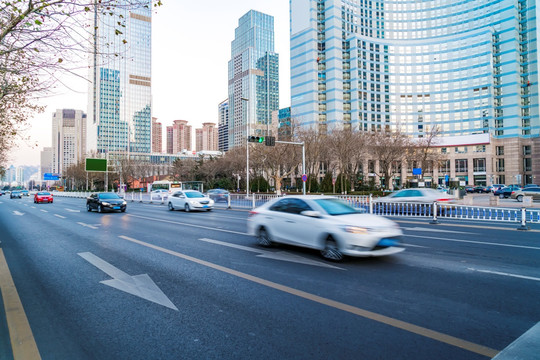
[
  {"left": 248, "top": 136, "right": 265, "bottom": 143},
  {"left": 265, "top": 136, "right": 275, "bottom": 146}
]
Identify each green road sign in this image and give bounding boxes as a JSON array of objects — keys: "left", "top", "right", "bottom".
[{"left": 85, "top": 158, "right": 107, "bottom": 172}]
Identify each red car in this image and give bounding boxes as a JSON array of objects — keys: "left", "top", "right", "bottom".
[{"left": 34, "top": 191, "right": 53, "bottom": 204}]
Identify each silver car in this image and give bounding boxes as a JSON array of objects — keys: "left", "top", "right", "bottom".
[
  {"left": 374, "top": 188, "right": 454, "bottom": 203},
  {"left": 510, "top": 187, "right": 540, "bottom": 202},
  {"left": 168, "top": 190, "right": 214, "bottom": 212}
]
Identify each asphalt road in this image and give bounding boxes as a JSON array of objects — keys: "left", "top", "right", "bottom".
[{"left": 0, "top": 195, "right": 539, "bottom": 359}]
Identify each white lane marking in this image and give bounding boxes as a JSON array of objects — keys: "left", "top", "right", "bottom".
[
  {"left": 402, "top": 227, "right": 472, "bottom": 234},
  {"left": 127, "top": 214, "right": 248, "bottom": 236},
  {"left": 198, "top": 238, "right": 344, "bottom": 269},
  {"left": 65, "top": 208, "right": 80, "bottom": 213},
  {"left": 40, "top": 209, "right": 48, "bottom": 213},
  {"left": 77, "top": 222, "right": 98, "bottom": 229},
  {"left": 31, "top": 206, "right": 36, "bottom": 208},
  {"left": 78, "top": 252, "right": 178, "bottom": 310},
  {"left": 13, "top": 211, "right": 24, "bottom": 216},
  {"left": 468, "top": 268, "right": 540, "bottom": 282},
  {"left": 54, "top": 214, "right": 66, "bottom": 219},
  {"left": 405, "top": 234, "right": 540, "bottom": 250},
  {"left": 402, "top": 243, "right": 428, "bottom": 248}
]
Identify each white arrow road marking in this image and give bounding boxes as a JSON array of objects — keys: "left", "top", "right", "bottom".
[
  {"left": 13, "top": 211, "right": 24, "bottom": 216},
  {"left": 65, "top": 208, "right": 80, "bottom": 213},
  {"left": 198, "top": 238, "right": 344, "bottom": 270},
  {"left": 402, "top": 227, "right": 472, "bottom": 234},
  {"left": 468, "top": 268, "right": 540, "bottom": 282},
  {"left": 78, "top": 252, "right": 178, "bottom": 310},
  {"left": 77, "top": 222, "right": 98, "bottom": 229},
  {"left": 54, "top": 214, "right": 66, "bottom": 219}
]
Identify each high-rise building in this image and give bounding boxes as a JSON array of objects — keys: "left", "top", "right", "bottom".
[
  {"left": 40, "top": 147, "right": 53, "bottom": 180},
  {"left": 195, "top": 122, "right": 219, "bottom": 152},
  {"left": 152, "top": 117, "right": 163, "bottom": 153},
  {"left": 166, "top": 120, "right": 192, "bottom": 153},
  {"left": 218, "top": 99, "right": 229, "bottom": 152},
  {"left": 228, "top": 10, "right": 279, "bottom": 149},
  {"left": 87, "top": 1, "right": 152, "bottom": 156},
  {"left": 290, "top": 0, "right": 539, "bottom": 185},
  {"left": 51, "top": 109, "right": 86, "bottom": 174}
]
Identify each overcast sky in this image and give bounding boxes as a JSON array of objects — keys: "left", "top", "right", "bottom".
[{"left": 10, "top": 0, "right": 291, "bottom": 166}]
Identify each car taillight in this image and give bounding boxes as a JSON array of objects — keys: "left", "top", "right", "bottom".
[
  {"left": 437, "top": 198, "right": 450, "bottom": 202},
  {"left": 511, "top": 191, "right": 515, "bottom": 195},
  {"left": 248, "top": 210, "right": 258, "bottom": 218}
]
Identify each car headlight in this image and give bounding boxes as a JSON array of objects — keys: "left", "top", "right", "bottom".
[
  {"left": 101, "top": 202, "right": 110, "bottom": 206},
  {"left": 122, "top": 201, "right": 127, "bottom": 205},
  {"left": 190, "top": 200, "right": 198, "bottom": 205},
  {"left": 343, "top": 226, "right": 370, "bottom": 234}
]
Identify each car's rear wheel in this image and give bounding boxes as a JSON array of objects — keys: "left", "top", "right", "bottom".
[
  {"left": 257, "top": 227, "right": 273, "bottom": 247},
  {"left": 184, "top": 203, "right": 190, "bottom": 212},
  {"left": 207, "top": 208, "right": 212, "bottom": 211},
  {"left": 320, "top": 236, "right": 343, "bottom": 261},
  {"left": 168, "top": 202, "right": 174, "bottom": 211},
  {"left": 86, "top": 204, "right": 92, "bottom": 212},
  {"left": 517, "top": 195, "right": 523, "bottom": 202}
]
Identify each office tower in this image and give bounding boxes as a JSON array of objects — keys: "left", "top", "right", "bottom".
[
  {"left": 218, "top": 99, "right": 229, "bottom": 152},
  {"left": 40, "top": 147, "right": 53, "bottom": 180},
  {"left": 166, "top": 120, "right": 192, "bottom": 154},
  {"left": 228, "top": 10, "right": 279, "bottom": 149},
  {"left": 278, "top": 107, "right": 292, "bottom": 140},
  {"left": 152, "top": 117, "right": 163, "bottom": 153},
  {"left": 87, "top": 1, "right": 152, "bottom": 155},
  {"left": 51, "top": 109, "right": 86, "bottom": 174},
  {"left": 290, "top": 0, "right": 539, "bottom": 185},
  {"left": 195, "top": 122, "right": 219, "bottom": 152}
]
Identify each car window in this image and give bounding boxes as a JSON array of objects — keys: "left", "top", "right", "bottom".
[
  {"left": 185, "top": 192, "right": 204, "bottom": 198},
  {"left": 393, "top": 190, "right": 411, "bottom": 198},
  {"left": 284, "top": 199, "right": 312, "bottom": 215},
  {"left": 314, "top": 198, "right": 357, "bottom": 215},
  {"left": 99, "top": 193, "right": 120, "bottom": 199},
  {"left": 269, "top": 199, "right": 290, "bottom": 212}
]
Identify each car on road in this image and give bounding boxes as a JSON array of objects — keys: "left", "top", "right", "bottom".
[
  {"left": 168, "top": 190, "right": 214, "bottom": 212},
  {"left": 494, "top": 184, "right": 522, "bottom": 198},
  {"left": 523, "top": 184, "right": 539, "bottom": 189},
  {"left": 10, "top": 191, "right": 22, "bottom": 199},
  {"left": 473, "top": 186, "right": 489, "bottom": 193},
  {"left": 206, "top": 189, "right": 230, "bottom": 203},
  {"left": 34, "top": 191, "right": 53, "bottom": 204},
  {"left": 374, "top": 188, "right": 454, "bottom": 204},
  {"left": 510, "top": 187, "right": 540, "bottom": 202},
  {"left": 491, "top": 184, "right": 505, "bottom": 194},
  {"left": 247, "top": 195, "right": 404, "bottom": 261},
  {"left": 86, "top": 192, "right": 127, "bottom": 213},
  {"left": 21, "top": 189, "right": 29, "bottom": 196},
  {"left": 465, "top": 186, "right": 475, "bottom": 193}
]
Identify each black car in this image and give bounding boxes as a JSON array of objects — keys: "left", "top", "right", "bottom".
[
  {"left": 86, "top": 192, "right": 127, "bottom": 213},
  {"left": 10, "top": 191, "right": 22, "bottom": 199},
  {"left": 494, "top": 185, "right": 522, "bottom": 198},
  {"left": 473, "top": 186, "right": 489, "bottom": 193},
  {"left": 206, "top": 189, "right": 230, "bottom": 202}
]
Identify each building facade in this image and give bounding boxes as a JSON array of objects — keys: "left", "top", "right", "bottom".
[
  {"left": 40, "top": 147, "right": 53, "bottom": 181},
  {"left": 228, "top": 10, "right": 279, "bottom": 149},
  {"left": 152, "top": 117, "right": 163, "bottom": 153},
  {"left": 218, "top": 99, "right": 229, "bottom": 152},
  {"left": 195, "top": 122, "right": 219, "bottom": 152},
  {"left": 51, "top": 109, "right": 86, "bottom": 174},
  {"left": 290, "top": 0, "right": 539, "bottom": 186},
  {"left": 87, "top": 1, "right": 152, "bottom": 156},
  {"left": 166, "top": 120, "right": 192, "bottom": 154}
]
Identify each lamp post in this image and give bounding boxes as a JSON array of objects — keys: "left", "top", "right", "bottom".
[{"left": 241, "top": 97, "right": 250, "bottom": 198}]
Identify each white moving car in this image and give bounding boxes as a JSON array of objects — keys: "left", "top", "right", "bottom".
[
  {"left": 247, "top": 195, "right": 404, "bottom": 261},
  {"left": 168, "top": 190, "right": 214, "bottom": 212}
]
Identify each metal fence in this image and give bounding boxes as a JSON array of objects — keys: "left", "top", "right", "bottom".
[{"left": 51, "top": 191, "right": 539, "bottom": 227}]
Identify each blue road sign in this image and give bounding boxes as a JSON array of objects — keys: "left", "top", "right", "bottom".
[{"left": 43, "top": 173, "right": 60, "bottom": 180}]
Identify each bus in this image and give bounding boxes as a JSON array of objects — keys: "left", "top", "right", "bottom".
[{"left": 149, "top": 180, "right": 204, "bottom": 195}]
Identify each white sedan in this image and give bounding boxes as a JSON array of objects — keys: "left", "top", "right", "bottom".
[
  {"left": 168, "top": 190, "right": 214, "bottom": 212},
  {"left": 247, "top": 195, "right": 404, "bottom": 261}
]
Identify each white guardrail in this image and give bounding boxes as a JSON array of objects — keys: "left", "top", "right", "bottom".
[{"left": 51, "top": 192, "right": 539, "bottom": 228}]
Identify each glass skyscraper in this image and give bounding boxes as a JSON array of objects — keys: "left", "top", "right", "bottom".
[
  {"left": 228, "top": 10, "right": 279, "bottom": 149},
  {"left": 87, "top": 2, "right": 152, "bottom": 155},
  {"left": 291, "top": 0, "right": 539, "bottom": 185}
]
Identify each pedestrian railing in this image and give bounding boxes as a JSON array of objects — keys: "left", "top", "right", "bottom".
[{"left": 50, "top": 192, "right": 539, "bottom": 229}]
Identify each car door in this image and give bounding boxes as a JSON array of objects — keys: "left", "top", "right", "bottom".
[
  {"left": 170, "top": 191, "right": 184, "bottom": 208},
  {"left": 526, "top": 188, "right": 540, "bottom": 200},
  {"left": 265, "top": 199, "right": 294, "bottom": 243},
  {"left": 279, "top": 199, "right": 322, "bottom": 249}
]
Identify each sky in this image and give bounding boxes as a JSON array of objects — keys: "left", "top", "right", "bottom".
[{"left": 10, "top": 0, "right": 291, "bottom": 166}]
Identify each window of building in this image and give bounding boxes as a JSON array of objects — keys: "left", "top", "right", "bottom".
[
  {"left": 523, "top": 158, "right": 532, "bottom": 172},
  {"left": 473, "top": 158, "right": 486, "bottom": 172},
  {"left": 496, "top": 158, "right": 505, "bottom": 172},
  {"left": 496, "top": 146, "right": 504, "bottom": 155},
  {"left": 523, "top": 145, "right": 531, "bottom": 155},
  {"left": 455, "top": 159, "right": 468, "bottom": 173}
]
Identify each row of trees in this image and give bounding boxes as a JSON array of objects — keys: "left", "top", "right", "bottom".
[
  {"left": 0, "top": 0, "right": 162, "bottom": 177},
  {"left": 60, "top": 126, "right": 442, "bottom": 193}
]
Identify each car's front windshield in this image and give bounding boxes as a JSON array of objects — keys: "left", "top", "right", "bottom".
[
  {"left": 99, "top": 193, "right": 120, "bottom": 199},
  {"left": 314, "top": 198, "right": 359, "bottom": 216},
  {"left": 185, "top": 192, "right": 204, "bottom": 198}
]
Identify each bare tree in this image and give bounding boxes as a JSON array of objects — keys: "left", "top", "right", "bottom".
[
  {"left": 250, "top": 143, "right": 301, "bottom": 195},
  {"left": 296, "top": 126, "right": 323, "bottom": 193},
  {"left": 368, "top": 130, "right": 411, "bottom": 190}
]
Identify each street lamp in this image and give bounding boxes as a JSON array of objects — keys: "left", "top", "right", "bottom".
[{"left": 241, "top": 97, "right": 250, "bottom": 198}]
